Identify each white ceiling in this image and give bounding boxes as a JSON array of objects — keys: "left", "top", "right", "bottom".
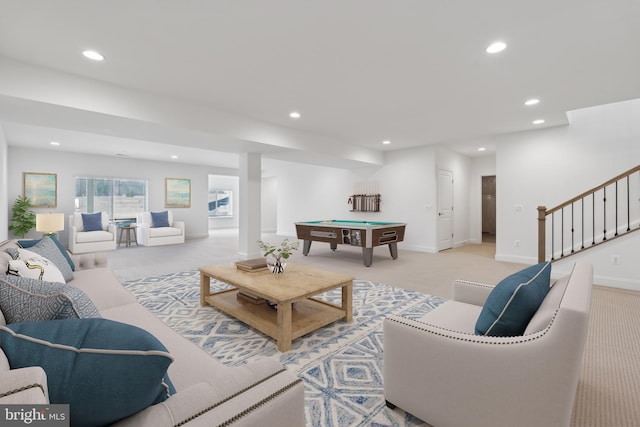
[{"left": 0, "top": 1, "right": 639, "bottom": 168}]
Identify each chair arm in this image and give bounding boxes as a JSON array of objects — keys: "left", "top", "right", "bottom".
[
  {"left": 173, "top": 221, "right": 185, "bottom": 233},
  {"left": 452, "top": 279, "right": 494, "bottom": 306},
  {"left": 107, "top": 223, "right": 117, "bottom": 237},
  {"left": 0, "top": 367, "right": 49, "bottom": 404}
]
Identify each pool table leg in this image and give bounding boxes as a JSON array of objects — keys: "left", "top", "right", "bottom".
[
  {"left": 303, "top": 240, "right": 312, "bottom": 256},
  {"left": 389, "top": 242, "right": 398, "bottom": 259},
  {"left": 363, "top": 248, "right": 373, "bottom": 267}
]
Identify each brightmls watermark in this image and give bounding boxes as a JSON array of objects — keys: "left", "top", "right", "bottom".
[{"left": 1, "top": 405, "right": 69, "bottom": 426}]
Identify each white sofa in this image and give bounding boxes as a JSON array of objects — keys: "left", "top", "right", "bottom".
[
  {"left": 383, "top": 262, "right": 593, "bottom": 427},
  {"left": 0, "top": 240, "right": 304, "bottom": 425},
  {"left": 68, "top": 212, "right": 117, "bottom": 254},
  {"left": 136, "top": 212, "right": 185, "bottom": 247}
]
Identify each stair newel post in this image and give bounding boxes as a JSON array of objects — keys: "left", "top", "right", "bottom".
[{"left": 537, "top": 206, "right": 547, "bottom": 263}]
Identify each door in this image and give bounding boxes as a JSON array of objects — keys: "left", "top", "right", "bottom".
[{"left": 437, "top": 169, "right": 454, "bottom": 251}]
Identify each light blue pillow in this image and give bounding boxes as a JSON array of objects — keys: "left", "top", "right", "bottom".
[
  {"left": 475, "top": 262, "right": 552, "bottom": 336},
  {"left": 18, "top": 236, "right": 76, "bottom": 271},
  {"left": 0, "top": 275, "right": 100, "bottom": 323},
  {"left": 0, "top": 319, "right": 175, "bottom": 426},
  {"left": 81, "top": 212, "right": 103, "bottom": 232},
  {"left": 151, "top": 211, "right": 170, "bottom": 228},
  {"left": 21, "top": 237, "right": 74, "bottom": 282}
]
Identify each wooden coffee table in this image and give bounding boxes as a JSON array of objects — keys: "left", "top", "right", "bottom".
[{"left": 199, "top": 263, "right": 354, "bottom": 352}]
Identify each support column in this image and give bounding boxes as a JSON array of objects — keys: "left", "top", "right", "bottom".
[{"left": 238, "top": 152, "right": 262, "bottom": 259}]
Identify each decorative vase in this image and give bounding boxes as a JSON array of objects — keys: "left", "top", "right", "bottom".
[{"left": 266, "top": 253, "right": 287, "bottom": 274}]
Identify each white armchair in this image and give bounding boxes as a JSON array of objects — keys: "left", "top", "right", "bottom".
[
  {"left": 135, "top": 211, "right": 185, "bottom": 246},
  {"left": 383, "top": 262, "right": 593, "bottom": 427},
  {"left": 68, "top": 213, "right": 117, "bottom": 254}
]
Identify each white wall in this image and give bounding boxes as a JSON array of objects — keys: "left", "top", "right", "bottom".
[
  {"left": 495, "top": 99, "right": 640, "bottom": 289},
  {"left": 208, "top": 174, "right": 239, "bottom": 229},
  {"left": 261, "top": 176, "right": 277, "bottom": 233},
  {"left": 7, "top": 147, "right": 233, "bottom": 244},
  {"left": 271, "top": 144, "right": 472, "bottom": 254},
  {"left": 0, "top": 125, "right": 8, "bottom": 241}
]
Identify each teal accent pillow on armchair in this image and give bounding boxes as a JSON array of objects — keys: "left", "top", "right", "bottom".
[
  {"left": 475, "top": 262, "right": 552, "bottom": 336},
  {"left": 0, "top": 318, "right": 175, "bottom": 427}
]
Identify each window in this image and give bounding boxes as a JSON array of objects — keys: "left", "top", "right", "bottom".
[
  {"left": 208, "top": 190, "right": 232, "bottom": 217},
  {"left": 75, "top": 177, "right": 148, "bottom": 220}
]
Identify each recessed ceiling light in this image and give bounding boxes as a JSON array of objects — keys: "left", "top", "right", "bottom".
[
  {"left": 50, "top": 141, "right": 61, "bottom": 146},
  {"left": 289, "top": 111, "right": 301, "bottom": 119},
  {"left": 382, "top": 140, "right": 391, "bottom": 145},
  {"left": 478, "top": 147, "right": 486, "bottom": 151},
  {"left": 171, "top": 155, "right": 178, "bottom": 159},
  {"left": 486, "top": 41, "right": 507, "bottom": 54},
  {"left": 524, "top": 98, "right": 540, "bottom": 106},
  {"left": 533, "top": 119, "right": 545, "bottom": 125},
  {"left": 82, "top": 50, "right": 104, "bottom": 61}
]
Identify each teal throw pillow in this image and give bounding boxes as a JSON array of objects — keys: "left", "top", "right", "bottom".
[
  {"left": 0, "top": 275, "right": 100, "bottom": 323},
  {"left": 150, "top": 211, "right": 170, "bottom": 228},
  {"left": 18, "top": 236, "right": 76, "bottom": 271},
  {"left": 0, "top": 319, "right": 175, "bottom": 427},
  {"left": 23, "top": 237, "right": 74, "bottom": 282},
  {"left": 81, "top": 212, "right": 103, "bottom": 232},
  {"left": 475, "top": 262, "right": 552, "bottom": 336}
]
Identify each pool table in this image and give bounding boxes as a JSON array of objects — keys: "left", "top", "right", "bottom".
[{"left": 295, "top": 220, "right": 406, "bottom": 267}]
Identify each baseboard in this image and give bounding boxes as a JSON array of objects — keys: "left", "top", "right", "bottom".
[{"left": 494, "top": 253, "right": 537, "bottom": 264}]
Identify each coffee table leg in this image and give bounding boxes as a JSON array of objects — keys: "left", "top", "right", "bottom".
[
  {"left": 342, "top": 282, "right": 353, "bottom": 322},
  {"left": 277, "top": 302, "right": 293, "bottom": 352},
  {"left": 200, "top": 273, "right": 210, "bottom": 306}
]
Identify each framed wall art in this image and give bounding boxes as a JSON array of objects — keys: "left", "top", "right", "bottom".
[
  {"left": 24, "top": 172, "right": 57, "bottom": 208},
  {"left": 165, "top": 178, "right": 191, "bottom": 208}
]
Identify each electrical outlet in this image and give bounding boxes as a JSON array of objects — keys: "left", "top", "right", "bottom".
[
  {"left": 610, "top": 254, "right": 621, "bottom": 265},
  {"left": 514, "top": 240, "right": 521, "bottom": 247}
]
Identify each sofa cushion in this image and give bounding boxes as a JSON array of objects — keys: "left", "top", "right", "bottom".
[
  {"left": 524, "top": 269, "right": 572, "bottom": 335},
  {"left": 18, "top": 237, "right": 76, "bottom": 271},
  {"left": 151, "top": 211, "right": 171, "bottom": 228},
  {"left": 0, "top": 275, "right": 100, "bottom": 323},
  {"left": 149, "top": 227, "right": 182, "bottom": 238},
  {"left": 82, "top": 212, "right": 104, "bottom": 232},
  {"left": 22, "top": 237, "right": 74, "bottom": 282},
  {"left": 419, "top": 300, "right": 483, "bottom": 334},
  {"left": 0, "top": 319, "right": 175, "bottom": 426},
  {"left": 76, "top": 230, "right": 113, "bottom": 243},
  {"left": 7, "top": 257, "right": 66, "bottom": 283},
  {"left": 475, "top": 262, "right": 552, "bottom": 336}
]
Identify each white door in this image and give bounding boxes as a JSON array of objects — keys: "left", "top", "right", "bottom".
[{"left": 437, "top": 169, "right": 454, "bottom": 251}]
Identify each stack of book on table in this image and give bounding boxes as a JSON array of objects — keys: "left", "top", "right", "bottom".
[
  {"left": 235, "top": 258, "right": 268, "bottom": 305},
  {"left": 235, "top": 258, "right": 268, "bottom": 272}
]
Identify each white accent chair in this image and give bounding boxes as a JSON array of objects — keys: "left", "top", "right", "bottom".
[
  {"left": 68, "top": 212, "right": 117, "bottom": 254},
  {"left": 135, "top": 211, "right": 185, "bottom": 246},
  {"left": 383, "top": 262, "right": 593, "bottom": 427}
]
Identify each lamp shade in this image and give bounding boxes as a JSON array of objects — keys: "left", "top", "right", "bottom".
[{"left": 36, "top": 212, "right": 65, "bottom": 233}]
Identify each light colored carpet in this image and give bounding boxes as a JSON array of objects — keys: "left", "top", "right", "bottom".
[
  {"left": 108, "top": 230, "right": 640, "bottom": 427},
  {"left": 571, "top": 287, "right": 640, "bottom": 427}
]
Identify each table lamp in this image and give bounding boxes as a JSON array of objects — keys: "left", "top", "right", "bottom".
[{"left": 36, "top": 212, "right": 65, "bottom": 237}]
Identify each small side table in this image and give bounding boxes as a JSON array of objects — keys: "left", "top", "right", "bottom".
[{"left": 118, "top": 225, "right": 138, "bottom": 247}]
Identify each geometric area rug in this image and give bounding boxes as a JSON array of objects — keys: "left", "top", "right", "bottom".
[{"left": 123, "top": 270, "right": 446, "bottom": 427}]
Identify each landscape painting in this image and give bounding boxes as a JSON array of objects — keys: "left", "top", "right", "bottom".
[
  {"left": 165, "top": 178, "right": 191, "bottom": 208},
  {"left": 24, "top": 172, "right": 57, "bottom": 208}
]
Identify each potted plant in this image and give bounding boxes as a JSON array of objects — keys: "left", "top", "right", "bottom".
[
  {"left": 257, "top": 238, "right": 300, "bottom": 274},
  {"left": 9, "top": 195, "right": 37, "bottom": 238}
]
